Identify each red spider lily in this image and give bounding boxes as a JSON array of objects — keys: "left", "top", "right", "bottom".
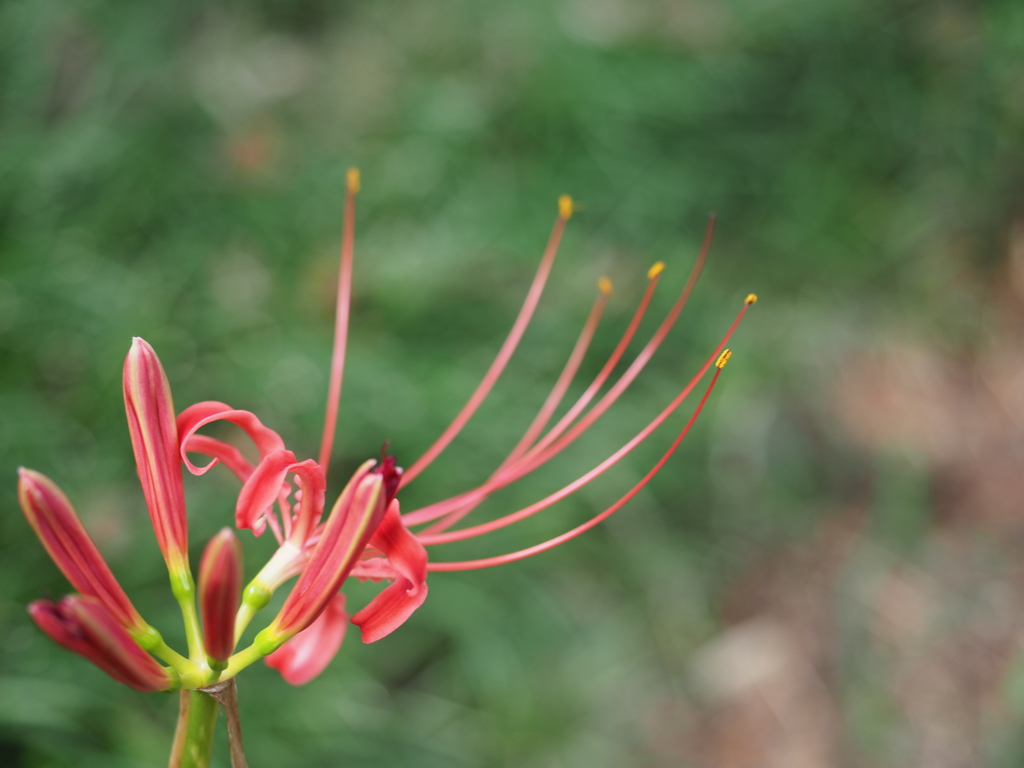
[
  {"left": 178, "top": 169, "right": 755, "bottom": 685},
  {"left": 16, "top": 172, "right": 754, "bottom": 768},
  {"left": 29, "top": 595, "right": 174, "bottom": 693}
]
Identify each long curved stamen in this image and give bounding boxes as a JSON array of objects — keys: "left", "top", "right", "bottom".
[
  {"left": 423, "top": 293, "right": 749, "bottom": 535},
  {"left": 400, "top": 195, "right": 575, "bottom": 487},
  {"left": 417, "top": 337, "right": 733, "bottom": 546},
  {"left": 516, "top": 263, "right": 665, "bottom": 469},
  {"left": 318, "top": 168, "right": 360, "bottom": 478},
  {"left": 425, "top": 350, "right": 731, "bottom": 571},
  {"left": 405, "top": 218, "right": 718, "bottom": 531},
  {"left": 401, "top": 265, "right": 663, "bottom": 528},
  {"left": 500, "top": 278, "right": 611, "bottom": 471},
  {"left": 510, "top": 215, "right": 716, "bottom": 472},
  {"left": 411, "top": 281, "right": 611, "bottom": 535}
]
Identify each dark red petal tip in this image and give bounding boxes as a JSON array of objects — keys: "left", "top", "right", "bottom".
[{"left": 372, "top": 445, "right": 402, "bottom": 506}]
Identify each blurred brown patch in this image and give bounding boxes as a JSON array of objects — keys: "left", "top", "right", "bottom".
[
  {"left": 686, "top": 513, "right": 1024, "bottom": 766},
  {"left": 681, "top": 225, "right": 1024, "bottom": 765},
  {"left": 685, "top": 512, "right": 862, "bottom": 767},
  {"left": 45, "top": 20, "right": 98, "bottom": 125},
  {"left": 226, "top": 123, "right": 280, "bottom": 177},
  {"left": 834, "top": 228, "right": 1024, "bottom": 529}
]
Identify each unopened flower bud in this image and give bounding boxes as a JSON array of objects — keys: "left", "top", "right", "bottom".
[
  {"left": 29, "top": 595, "right": 174, "bottom": 692},
  {"left": 199, "top": 528, "right": 243, "bottom": 665},
  {"left": 123, "top": 338, "right": 189, "bottom": 573},
  {"left": 18, "top": 468, "right": 147, "bottom": 634}
]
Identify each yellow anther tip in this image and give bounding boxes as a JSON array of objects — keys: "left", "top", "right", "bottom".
[
  {"left": 347, "top": 167, "right": 361, "bottom": 194},
  {"left": 558, "top": 194, "right": 574, "bottom": 220},
  {"left": 647, "top": 261, "right": 665, "bottom": 280},
  {"left": 745, "top": 293, "right": 757, "bottom": 305},
  {"left": 715, "top": 349, "right": 732, "bottom": 369},
  {"left": 598, "top": 277, "right": 613, "bottom": 297}
]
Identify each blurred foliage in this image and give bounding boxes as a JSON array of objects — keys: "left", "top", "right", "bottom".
[{"left": 3, "top": 0, "right": 1024, "bottom": 766}]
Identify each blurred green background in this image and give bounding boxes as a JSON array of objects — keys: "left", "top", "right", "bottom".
[{"left": 3, "top": 0, "right": 1024, "bottom": 765}]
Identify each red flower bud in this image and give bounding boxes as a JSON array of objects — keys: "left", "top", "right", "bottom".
[
  {"left": 198, "top": 528, "right": 243, "bottom": 664},
  {"left": 123, "top": 338, "right": 188, "bottom": 571},
  {"left": 18, "top": 469, "right": 146, "bottom": 633},
  {"left": 29, "top": 595, "right": 173, "bottom": 692}
]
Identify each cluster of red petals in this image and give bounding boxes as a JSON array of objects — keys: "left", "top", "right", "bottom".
[
  {"left": 268, "top": 465, "right": 387, "bottom": 640},
  {"left": 177, "top": 402, "right": 327, "bottom": 546},
  {"left": 172, "top": 391, "right": 430, "bottom": 685},
  {"left": 252, "top": 464, "right": 427, "bottom": 685},
  {"left": 29, "top": 595, "right": 171, "bottom": 692}
]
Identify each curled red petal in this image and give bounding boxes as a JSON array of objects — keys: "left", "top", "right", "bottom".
[
  {"left": 265, "top": 594, "right": 347, "bottom": 686},
  {"left": 235, "top": 451, "right": 325, "bottom": 541},
  {"left": 176, "top": 402, "right": 286, "bottom": 476},
  {"left": 350, "top": 500, "right": 428, "bottom": 643},
  {"left": 182, "top": 434, "right": 255, "bottom": 483},
  {"left": 236, "top": 450, "right": 297, "bottom": 536},
  {"left": 29, "top": 595, "right": 171, "bottom": 692},
  {"left": 284, "top": 459, "right": 328, "bottom": 544}
]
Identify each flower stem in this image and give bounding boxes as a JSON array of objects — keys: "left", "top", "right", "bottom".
[
  {"left": 171, "top": 690, "right": 218, "bottom": 768},
  {"left": 151, "top": 638, "right": 197, "bottom": 673},
  {"left": 233, "top": 601, "right": 259, "bottom": 644},
  {"left": 203, "top": 679, "right": 248, "bottom": 768},
  {"left": 221, "top": 642, "right": 265, "bottom": 679},
  {"left": 170, "top": 570, "right": 204, "bottom": 657}
]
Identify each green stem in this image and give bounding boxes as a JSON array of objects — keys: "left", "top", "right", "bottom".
[
  {"left": 179, "top": 598, "right": 206, "bottom": 664},
  {"left": 177, "top": 691, "right": 218, "bottom": 768},
  {"left": 170, "top": 568, "right": 206, "bottom": 663},
  {"left": 233, "top": 601, "right": 259, "bottom": 645},
  {"left": 220, "top": 642, "right": 265, "bottom": 680},
  {"left": 151, "top": 639, "right": 198, "bottom": 673}
]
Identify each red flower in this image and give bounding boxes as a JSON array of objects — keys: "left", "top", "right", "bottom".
[
  {"left": 20, "top": 169, "right": 754, "bottom": 695},
  {"left": 178, "top": 170, "right": 755, "bottom": 685},
  {"left": 258, "top": 465, "right": 387, "bottom": 648}
]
